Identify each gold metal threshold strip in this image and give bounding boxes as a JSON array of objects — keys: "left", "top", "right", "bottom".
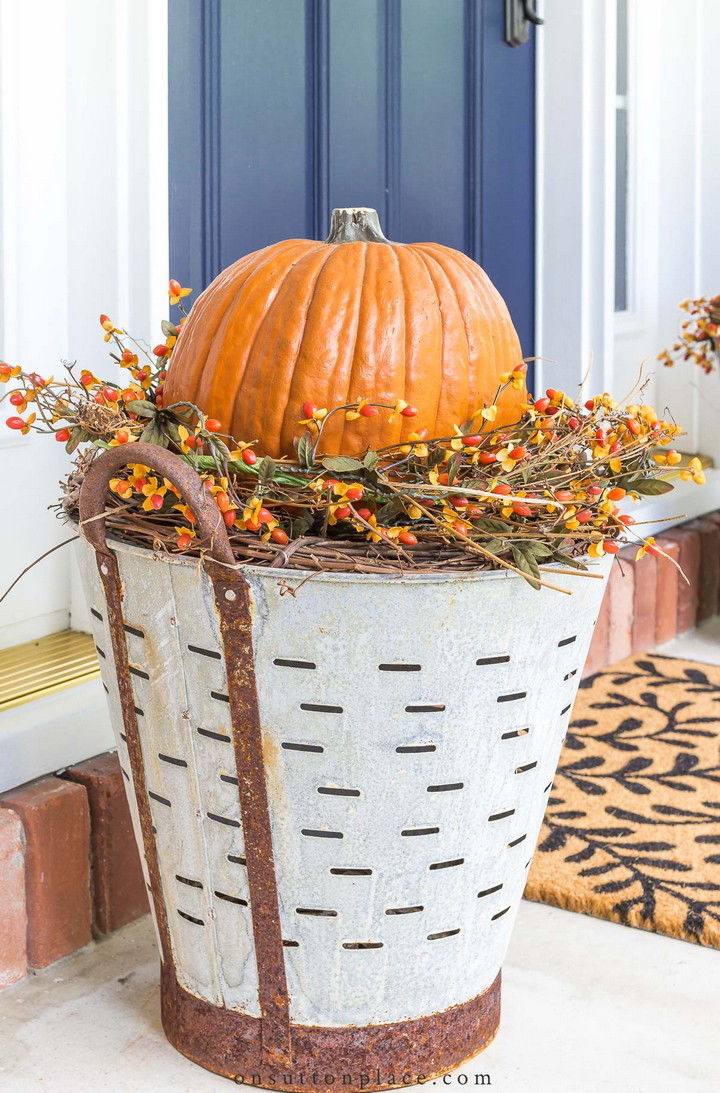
[{"left": 0, "top": 630, "right": 100, "bottom": 712}]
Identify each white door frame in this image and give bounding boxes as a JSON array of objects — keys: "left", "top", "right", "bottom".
[{"left": 535, "top": 0, "right": 720, "bottom": 527}]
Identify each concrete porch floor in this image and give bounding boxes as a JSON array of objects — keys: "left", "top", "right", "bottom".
[{"left": 2, "top": 619, "right": 720, "bottom": 1092}]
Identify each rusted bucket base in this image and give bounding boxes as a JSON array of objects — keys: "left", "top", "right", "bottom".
[{"left": 161, "top": 964, "right": 501, "bottom": 1091}]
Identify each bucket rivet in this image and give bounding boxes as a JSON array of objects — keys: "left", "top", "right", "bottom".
[{"left": 224, "top": 589, "right": 236, "bottom": 602}]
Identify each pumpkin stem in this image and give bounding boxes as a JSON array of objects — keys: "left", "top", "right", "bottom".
[{"left": 325, "top": 207, "right": 389, "bottom": 244}]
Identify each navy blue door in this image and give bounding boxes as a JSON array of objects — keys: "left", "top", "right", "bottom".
[{"left": 169, "top": 0, "right": 536, "bottom": 359}]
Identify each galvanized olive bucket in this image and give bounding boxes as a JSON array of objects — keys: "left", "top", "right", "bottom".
[{"left": 76, "top": 445, "right": 612, "bottom": 1089}]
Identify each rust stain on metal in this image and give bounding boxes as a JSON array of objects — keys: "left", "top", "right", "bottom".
[
  {"left": 95, "top": 551, "right": 174, "bottom": 967},
  {"left": 80, "top": 444, "right": 292, "bottom": 1068},
  {"left": 161, "top": 962, "right": 501, "bottom": 1091},
  {"left": 206, "top": 557, "right": 292, "bottom": 1067}
]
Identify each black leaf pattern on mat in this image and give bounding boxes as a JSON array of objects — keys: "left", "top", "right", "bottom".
[{"left": 529, "top": 655, "right": 720, "bottom": 946}]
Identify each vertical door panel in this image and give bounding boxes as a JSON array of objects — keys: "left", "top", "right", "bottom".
[{"left": 398, "top": 0, "right": 466, "bottom": 251}]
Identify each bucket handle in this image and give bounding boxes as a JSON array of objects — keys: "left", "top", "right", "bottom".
[
  {"left": 78, "top": 443, "right": 292, "bottom": 1068},
  {"left": 78, "top": 441, "right": 235, "bottom": 565}
]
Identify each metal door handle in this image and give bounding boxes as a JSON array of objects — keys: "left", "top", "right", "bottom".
[{"left": 505, "top": 0, "right": 544, "bottom": 47}]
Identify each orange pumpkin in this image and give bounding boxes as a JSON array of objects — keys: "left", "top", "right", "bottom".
[{"left": 164, "top": 208, "right": 527, "bottom": 457}]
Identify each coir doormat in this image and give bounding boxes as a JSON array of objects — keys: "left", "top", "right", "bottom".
[{"left": 525, "top": 654, "right": 720, "bottom": 947}]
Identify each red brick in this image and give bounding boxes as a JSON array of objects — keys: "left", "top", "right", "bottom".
[
  {"left": 674, "top": 526, "right": 702, "bottom": 633},
  {"left": 654, "top": 536, "right": 680, "bottom": 645},
  {"left": 583, "top": 575, "right": 611, "bottom": 677},
  {"left": 691, "top": 518, "right": 720, "bottom": 623},
  {"left": 706, "top": 511, "right": 720, "bottom": 612},
  {"left": 0, "top": 809, "right": 27, "bottom": 989},
  {"left": 607, "top": 552, "right": 635, "bottom": 664},
  {"left": 631, "top": 551, "right": 658, "bottom": 653},
  {"left": 0, "top": 777, "right": 91, "bottom": 969},
  {"left": 64, "top": 752, "right": 148, "bottom": 934}
]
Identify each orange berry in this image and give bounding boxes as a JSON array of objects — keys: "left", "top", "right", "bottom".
[
  {"left": 463, "top": 434, "right": 482, "bottom": 446},
  {"left": 6, "top": 416, "right": 25, "bottom": 430},
  {"left": 99, "top": 314, "right": 111, "bottom": 326},
  {"left": 121, "top": 349, "right": 135, "bottom": 364},
  {"left": 576, "top": 509, "right": 592, "bottom": 523},
  {"left": 302, "top": 400, "right": 316, "bottom": 418},
  {"left": 215, "top": 491, "right": 231, "bottom": 512},
  {"left": 554, "top": 489, "right": 573, "bottom": 502},
  {"left": 149, "top": 493, "right": 163, "bottom": 510},
  {"left": 115, "top": 429, "right": 130, "bottom": 444},
  {"left": 451, "top": 495, "right": 469, "bottom": 508},
  {"left": 153, "top": 344, "right": 168, "bottom": 357},
  {"left": 258, "top": 507, "right": 274, "bottom": 525},
  {"left": 478, "top": 450, "right": 497, "bottom": 464},
  {"left": 512, "top": 502, "right": 532, "bottom": 517},
  {"left": 509, "top": 446, "right": 528, "bottom": 460},
  {"left": 0, "top": 363, "right": 11, "bottom": 379},
  {"left": 346, "top": 486, "right": 364, "bottom": 501},
  {"left": 359, "top": 403, "right": 379, "bottom": 417},
  {"left": 271, "top": 528, "right": 289, "bottom": 545},
  {"left": 618, "top": 513, "right": 635, "bottom": 525},
  {"left": 177, "top": 533, "right": 193, "bottom": 550},
  {"left": 355, "top": 507, "right": 372, "bottom": 521},
  {"left": 627, "top": 418, "right": 641, "bottom": 435},
  {"left": 55, "top": 428, "right": 70, "bottom": 442},
  {"left": 401, "top": 405, "right": 418, "bottom": 417},
  {"left": 604, "top": 541, "right": 620, "bottom": 554},
  {"left": 222, "top": 509, "right": 236, "bottom": 527},
  {"left": 534, "top": 397, "right": 550, "bottom": 412},
  {"left": 492, "top": 483, "right": 511, "bottom": 496},
  {"left": 334, "top": 505, "right": 351, "bottom": 520},
  {"left": 398, "top": 531, "right": 418, "bottom": 546},
  {"left": 242, "top": 449, "right": 257, "bottom": 465},
  {"left": 9, "top": 392, "right": 24, "bottom": 406},
  {"left": 607, "top": 487, "right": 626, "bottom": 501},
  {"left": 453, "top": 520, "right": 469, "bottom": 535},
  {"left": 169, "top": 279, "right": 182, "bottom": 296}
]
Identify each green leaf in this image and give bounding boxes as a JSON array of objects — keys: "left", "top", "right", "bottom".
[
  {"left": 475, "top": 517, "right": 510, "bottom": 535},
  {"left": 525, "top": 540, "right": 554, "bottom": 559},
  {"left": 626, "top": 476, "right": 674, "bottom": 496},
  {"left": 209, "top": 437, "right": 231, "bottom": 461},
  {"left": 165, "top": 421, "right": 182, "bottom": 444},
  {"left": 256, "top": 456, "right": 276, "bottom": 486},
  {"left": 65, "top": 426, "right": 90, "bottom": 455},
  {"left": 290, "top": 512, "right": 313, "bottom": 538},
  {"left": 126, "top": 399, "right": 157, "bottom": 418},
  {"left": 552, "top": 550, "right": 586, "bottom": 571},
  {"left": 446, "top": 451, "right": 462, "bottom": 486},
  {"left": 511, "top": 544, "right": 541, "bottom": 589},
  {"left": 297, "top": 432, "right": 315, "bottom": 470},
  {"left": 161, "top": 319, "right": 179, "bottom": 338},
  {"left": 321, "top": 455, "right": 364, "bottom": 473},
  {"left": 376, "top": 497, "right": 404, "bottom": 523},
  {"left": 140, "top": 419, "right": 169, "bottom": 447},
  {"left": 363, "top": 450, "right": 379, "bottom": 471}
]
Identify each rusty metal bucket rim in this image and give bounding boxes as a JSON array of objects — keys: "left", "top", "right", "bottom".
[{"left": 75, "top": 523, "right": 602, "bottom": 589}]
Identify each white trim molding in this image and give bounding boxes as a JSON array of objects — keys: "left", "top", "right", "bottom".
[
  {"left": 0, "top": 0, "right": 168, "bottom": 650},
  {"left": 0, "top": 0, "right": 168, "bottom": 779},
  {"left": 535, "top": 0, "right": 616, "bottom": 400},
  {"left": 536, "top": 0, "right": 720, "bottom": 523}
]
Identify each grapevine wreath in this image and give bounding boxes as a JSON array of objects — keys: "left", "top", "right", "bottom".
[{"left": 0, "top": 296, "right": 696, "bottom": 592}]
